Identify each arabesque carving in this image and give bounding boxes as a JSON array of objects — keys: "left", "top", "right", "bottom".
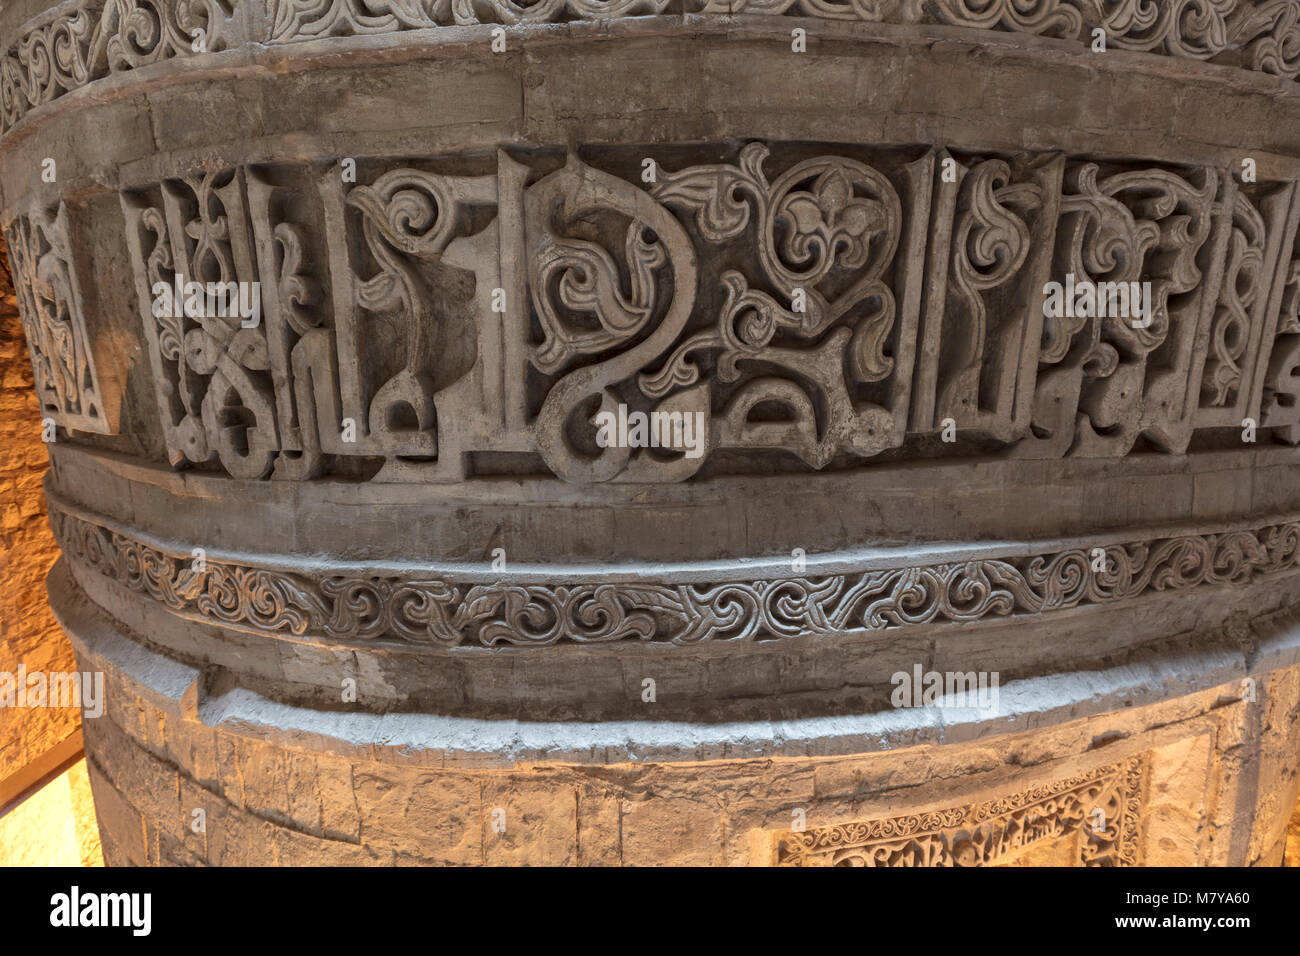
[
  {"left": 0, "top": 0, "right": 236, "bottom": 134},
  {"left": 6, "top": 202, "right": 116, "bottom": 433},
  {"left": 105, "top": 144, "right": 1300, "bottom": 484},
  {"left": 769, "top": 754, "right": 1148, "bottom": 866},
  {"left": 51, "top": 505, "right": 1300, "bottom": 645},
  {"left": 1, "top": 0, "right": 1299, "bottom": 145}
]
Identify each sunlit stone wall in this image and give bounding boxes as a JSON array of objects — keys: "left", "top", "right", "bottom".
[{"left": 0, "top": 238, "right": 80, "bottom": 794}]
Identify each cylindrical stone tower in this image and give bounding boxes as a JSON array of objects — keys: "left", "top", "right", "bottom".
[{"left": 2, "top": 0, "right": 1300, "bottom": 865}]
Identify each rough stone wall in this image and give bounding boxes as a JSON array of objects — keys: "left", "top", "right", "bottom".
[{"left": 0, "top": 237, "right": 78, "bottom": 785}]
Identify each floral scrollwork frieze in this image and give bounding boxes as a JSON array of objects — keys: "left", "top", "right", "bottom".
[
  {"left": 50, "top": 506, "right": 1300, "bottom": 647},
  {"left": 257, "top": 0, "right": 1300, "bottom": 84}
]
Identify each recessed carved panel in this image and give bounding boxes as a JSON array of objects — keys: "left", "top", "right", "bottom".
[
  {"left": 6, "top": 203, "right": 117, "bottom": 433},
  {"left": 123, "top": 169, "right": 282, "bottom": 477},
  {"left": 913, "top": 150, "right": 1061, "bottom": 441},
  {"left": 1261, "top": 227, "right": 1300, "bottom": 442},
  {"left": 764, "top": 754, "right": 1148, "bottom": 866}
]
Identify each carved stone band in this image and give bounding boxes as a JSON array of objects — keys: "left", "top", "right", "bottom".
[
  {"left": 3, "top": 1, "right": 1300, "bottom": 140},
  {"left": 50, "top": 502, "right": 1300, "bottom": 647},
  {"left": 9, "top": 0, "right": 1300, "bottom": 867},
  {"left": 13, "top": 142, "right": 1300, "bottom": 479}
]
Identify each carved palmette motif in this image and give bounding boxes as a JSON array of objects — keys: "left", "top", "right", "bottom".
[
  {"left": 769, "top": 754, "right": 1148, "bottom": 866},
  {"left": 647, "top": 143, "right": 928, "bottom": 468},
  {"left": 50, "top": 506, "right": 1300, "bottom": 645},
  {"left": 110, "top": 144, "right": 1300, "bottom": 482},
  {"left": 6, "top": 203, "right": 116, "bottom": 433}
]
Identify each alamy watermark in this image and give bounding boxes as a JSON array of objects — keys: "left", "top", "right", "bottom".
[
  {"left": 594, "top": 404, "right": 706, "bottom": 459},
  {"left": 152, "top": 273, "right": 262, "bottom": 328},
  {"left": 891, "top": 665, "right": 1000, "bottom": 712},
  {"left": 0, "top": 666, "right": 103, "bottom": 718},
  {"left": 50, "top": 887, "right": 150, "bottom": 936},
  {"left": 1043, "top": 273, "right": 1153, "bottom": 329}
]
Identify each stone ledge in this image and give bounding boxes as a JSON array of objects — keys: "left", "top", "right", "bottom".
[
  {"left": 50, "top": 558, "right": 1300, "bottom": 763},
  {"left": 64, "top": 556, "right": 1300, "bottom": 863}
]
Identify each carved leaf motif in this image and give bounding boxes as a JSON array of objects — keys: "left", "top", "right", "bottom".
[
  {"left": 1092, "top": 0, "right": 1235, "bottom": 57},
  {"left": 1202, "top": 193, "right": 1266, "bottom": 407},
  {"left": 925, "top": 0, "right": 1084, "bottom": 37},
  {"left": 652, "top": 142, "right": 770, "bottom": 242},
  {"left": 943, "top": 159, "right": 1039, "bottom": 391}
]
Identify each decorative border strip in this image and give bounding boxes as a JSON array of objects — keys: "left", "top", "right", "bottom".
[
  {"left": 265, "top": 0, "right": 1300, "bottom": 86},
  {"left": 769, "top": 752, "right": 1148, "bottom": 866},
  {"left": 267, "top": 0, "right": 670, "bottom": 40},
  {"left": 51, "top": 506, "right": 1300, "bottom": 646}
]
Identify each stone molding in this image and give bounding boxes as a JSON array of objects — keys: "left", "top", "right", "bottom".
[
  {"left": 52, "top": 554, "right": 1300, "bottom": 761},
  {"left": 48, "top": 499, "right": 1300, "bottom": 646},
  {"left": 2, "top": 0, "right": 1300, "bottom": 140},
  {"left": 55, "top": 561, "right": 1300, "bottom": 864}
]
